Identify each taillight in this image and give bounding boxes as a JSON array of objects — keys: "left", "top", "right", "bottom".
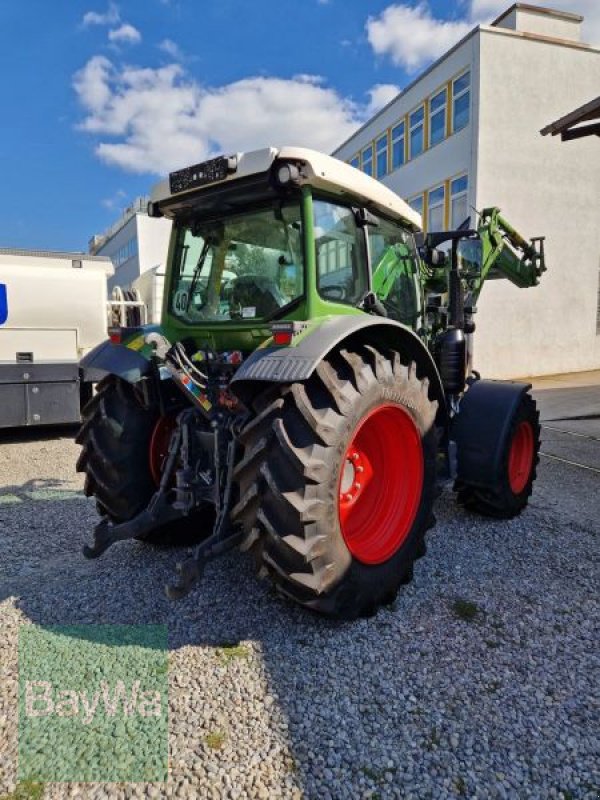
[
  {"left": 108, "top": 327, "right": 122, "bottom": 344},
  {"left": 273, "top": 330, "right": 293, "bottom": 346},
  {"left": 271, "top": 321, "right": 308, "bottom": 346}
]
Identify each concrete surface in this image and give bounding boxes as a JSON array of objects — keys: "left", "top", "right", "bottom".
[{"left": 532, "top": 370, "right": 600, "bottom": 469}]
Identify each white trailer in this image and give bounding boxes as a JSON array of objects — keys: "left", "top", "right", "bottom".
[{"left": 0, "top": 248, "right": 113, "bottom": 427}]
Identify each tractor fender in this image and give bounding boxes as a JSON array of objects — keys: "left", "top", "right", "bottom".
[
  {"left": 80, "top": 339, "right": 153, "bottom": 385},
  {"left": 451, "top": 379, "right": 532, "bottom": 489},
  {"left": 231, "top": 315, "right": 447, "bottom": 422}
]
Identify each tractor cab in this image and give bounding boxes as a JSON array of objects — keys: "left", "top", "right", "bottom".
[{"left": 148, "top": 147, "right": 424, "bottom": 352}]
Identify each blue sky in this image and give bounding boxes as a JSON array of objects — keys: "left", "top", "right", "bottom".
[{"left": 0, "top": 0, "right": 597, "bottom": 252}]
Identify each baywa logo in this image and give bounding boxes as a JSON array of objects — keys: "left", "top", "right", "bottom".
[
  {"left": 24, "top": 679, "right": 162, "bottom": 724},
  {"left": 18, "top": 624, "right": 168, "bottom": 782}
]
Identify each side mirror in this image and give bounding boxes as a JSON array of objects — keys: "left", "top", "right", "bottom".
[{"left": 419, "top": 246, "right": 447, "bottom": 267}]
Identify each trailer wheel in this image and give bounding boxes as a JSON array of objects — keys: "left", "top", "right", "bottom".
[
  {"left": 232, "top": 346, "right": 439, "bottom": 619},
  {"left": 76, "top": 376, "right": 212, "bottom": 545},
  {"left": 455, "top": 392, "right": 540, "bottom": 518}
]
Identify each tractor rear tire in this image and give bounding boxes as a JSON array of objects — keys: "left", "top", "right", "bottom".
[
  {"left": 454, "top": 391, "right": 540, "bottom": 518},
  {"left": 232, "top": 346, "right": 439, "bottom": 620},
  {"left": 76, "top": 375, "right": 212, "bottom": 545}
]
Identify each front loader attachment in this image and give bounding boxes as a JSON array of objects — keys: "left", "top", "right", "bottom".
[{"left": 478, "top": 206, "right": 546, "bottom": 289}]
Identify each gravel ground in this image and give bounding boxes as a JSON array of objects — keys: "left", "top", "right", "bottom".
[{"left": 0, "top": 425, "right": 598, "bottom": 799}]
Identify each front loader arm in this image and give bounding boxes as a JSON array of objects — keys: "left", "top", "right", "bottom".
[{"left": 476, "top": 207, "right": 546, "bottom": 295}]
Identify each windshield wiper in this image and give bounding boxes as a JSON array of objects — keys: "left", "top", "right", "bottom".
[{"left": 185, "top": 239, "right": 212, "bottom": 312}]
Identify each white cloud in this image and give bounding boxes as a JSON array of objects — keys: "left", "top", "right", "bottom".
[
  {"left": 158, "top": 38, "right": 184, "bottom": 60},
  {"left": 73, "top": 55, "right": 114, "bottom": 110},
  {"left": 73, "top": 57, "right": 378, "bottom": 174},
  {"left": 82, "top": 3, "right": 120, "bottom": 27},
  {"left": 367, "top": 3, "right": 471, "bottom": 71},
  {"left": 368, "top": 0, "right": 600, "bottom": 71},
  {"left": 101, "top": 188, "right": 127, "bottom": 210},
  {"left": 367, "top": 83, "right": 400, "bottom": 114},
  {"left": 468, "top": 0, "right": 506, "bottom": 23},
  {"left": 108, "top": 24, "right": 142, "bottom": 44}
]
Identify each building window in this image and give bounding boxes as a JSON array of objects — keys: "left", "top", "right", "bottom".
[
  {"left": 376, "top": 134, "right": 388, "bottom": 179},
  {"left": 408, "top": 194, "right": 424, "bottom": 218},
  {"left": 362, "top": 144, "right": 373, "bottom": 177},
  {"left": 112, "top": 237, "right": 138, "bottom": 268},
  {"left": 409, "top": 106, "right": 425, "bottom": 159},
  {"left": 428, "top": 185, "right": 445, "bottom": 232},
  {"left": 453, "top": 71, "right": 470, "bottom": 133},
  {"left": 450, "top": 175, "right": 469, "bottom": 228},
  {"left": 350, "top": 154, "right": 360, "bottom": 169},
  {"left": 391, "top": 122, "right": 405, "bottom": 170},
  {"left": 429, "top": 88, "right": 447, "bottom": 147}
]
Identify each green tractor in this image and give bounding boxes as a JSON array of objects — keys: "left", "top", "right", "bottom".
[{"left": 77, "top": 147, "right": 546, "bottom": 619}]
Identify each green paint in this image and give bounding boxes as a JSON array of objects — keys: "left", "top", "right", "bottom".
[
  {"left": 18, "top": 625, "right": 168, "bottom": 782},
  {"left": 0, "top": 495, "right": 22, "bottom": 505}
]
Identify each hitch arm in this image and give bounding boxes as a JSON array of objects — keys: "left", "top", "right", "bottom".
[
  {"left": 165, "top": 436, "right": 242, "bottom": 600},
  {"left": 82, "top": 426, "right": 185, "bottom": 558}
]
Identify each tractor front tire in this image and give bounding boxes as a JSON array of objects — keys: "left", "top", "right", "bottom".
[
  {"left": 454, "top": 391, "right": 540, "bottom": 518},
  {"left": 76, "top": 375, "right": 212, "bottom": 545},
  {"left": 232, "top": 346, "right": 439, "bottom": 619}
]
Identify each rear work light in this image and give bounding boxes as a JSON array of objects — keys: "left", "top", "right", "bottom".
[{"left": 271, "top": 321, "right": 308, "bottom": 346}]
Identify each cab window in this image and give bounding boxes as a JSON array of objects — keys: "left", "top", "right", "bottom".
[
  {"left": 314, "top": 200, "right": 367, "bottom": 305},
  {"left": 369, "top": 217, "right": 422, "bottom": 326}
]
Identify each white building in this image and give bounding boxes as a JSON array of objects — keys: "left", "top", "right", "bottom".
[
  {"left": 334, "top": 2, "right": 600, "bottom": 379},
  {"left": 89, "top": 196, "right": 172, "bottom": 297}
]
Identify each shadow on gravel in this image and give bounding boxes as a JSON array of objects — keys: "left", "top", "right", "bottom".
[
  {"left": 0, "top": 424, "right": 78, "bottom": 445},
  {"left": 0, "top": 477, "right": 84, "bottom": 503}
]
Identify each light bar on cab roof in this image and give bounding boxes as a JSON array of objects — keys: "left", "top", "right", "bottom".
[{"left": 169, "top": 154, "right": 238, "bottom": 195}]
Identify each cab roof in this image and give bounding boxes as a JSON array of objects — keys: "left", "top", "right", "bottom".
[{"left": 150, "top": 146, "right": 422, "bottom": 232}]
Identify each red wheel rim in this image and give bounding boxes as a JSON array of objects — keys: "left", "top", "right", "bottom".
[
  {"left": 338, "top": 404, "right": 424, "bottom": 565},
  {"left": 508, "top": 420, "right": 535, "bottom": 494},
  {"left": 149, "top": 416, "right": 177, "bottom": 486}
]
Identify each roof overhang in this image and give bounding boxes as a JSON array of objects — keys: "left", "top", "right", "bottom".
[{"left": 540, "top": 95, "right": 600, "bottom": 141}]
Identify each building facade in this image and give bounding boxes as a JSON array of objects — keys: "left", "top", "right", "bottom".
[
  {"left": 334, "top": 3, "right": 600, "bottom": 379},
  {"left": 89, "top": 197, "right": 172, "bottom": 293}
]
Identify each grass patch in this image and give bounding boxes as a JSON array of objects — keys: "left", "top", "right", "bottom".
[
  {"left": 1, "top": 782, "right": 44, "bottom": 800},
  {"left": 216, "top": 642, "right": 250, "bottom": 663},
  {"left": 205, "top": 731, "right": 226, "bottom": 750},
  {"left": 428, "top": 726, "right": 441, "bottom": 749},
  {"left": 360, "top": 766, "right": 381, "bottom": 781},
  {"left": 452, "top": 598, "right": 481, "bottom": 621}
]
